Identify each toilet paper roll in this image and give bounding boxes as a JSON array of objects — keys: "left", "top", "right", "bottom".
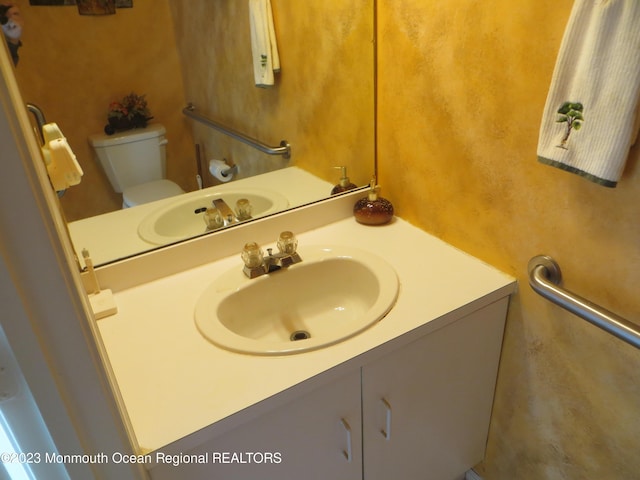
[{"left": 209, "top": 159, "right": 235, "bottom": 183}]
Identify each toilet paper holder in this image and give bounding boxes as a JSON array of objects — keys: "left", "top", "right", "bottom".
[{"left": 209, "top": 159, "right": 238, "bottom": 183}]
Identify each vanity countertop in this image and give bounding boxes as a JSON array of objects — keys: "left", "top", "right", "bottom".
[{"left": 96, "top": 215, "right": 515, "bottom": 456}]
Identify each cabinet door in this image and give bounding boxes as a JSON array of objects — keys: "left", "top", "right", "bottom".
[
  {"left": 149, "top": 369, "right": 362, "bottom": 480},
  {"left": 362, "top": 298, "right": 509, "bottom": 480}
]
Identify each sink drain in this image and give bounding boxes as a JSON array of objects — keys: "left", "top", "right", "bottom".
[{"left": 290, "top": 330, "right": 311, "bottom": 341}]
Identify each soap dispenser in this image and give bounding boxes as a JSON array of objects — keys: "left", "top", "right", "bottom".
[
  {"left": 353, "top": 177, "right": 394, "bottom": 225},
  {"left": 331, "top": 166, "right": 358, "bottom": 194}
]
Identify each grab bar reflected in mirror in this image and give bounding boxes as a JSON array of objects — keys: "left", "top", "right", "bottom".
[
  {"left": 183, "top": 103, "right": 291, "bottom": 159},
  {"left": 528, "top": 255, "right": 640, "bottom": 350}
]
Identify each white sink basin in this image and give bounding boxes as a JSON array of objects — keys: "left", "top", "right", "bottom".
[
  {"left": 138, "top": 188, "right": 288, "bottom": 245},
  {"left": 194, "top": 246, "right": 399, "bottom": 355}
]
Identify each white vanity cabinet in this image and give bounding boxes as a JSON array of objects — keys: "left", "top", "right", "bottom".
[
  {"left": 148, "top": 370, "right": 363, "bottom": 480},
  {"left": 148, "top": 298, "right": 508, "bottom": 480},
  {"left": 361, "top": 297, "right": 508, "bottom": 480}
]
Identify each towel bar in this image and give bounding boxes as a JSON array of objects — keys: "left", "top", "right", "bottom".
[
  {"left": 528, "top": 255, "right": 640, "bottom": 350},
  {"left": 183, "top": 103, "right": 291, "bottom": 159}
]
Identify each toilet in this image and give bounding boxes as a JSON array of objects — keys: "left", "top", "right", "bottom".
[{"left": 89, "top": 123, "right": 185, "bottom": 208}]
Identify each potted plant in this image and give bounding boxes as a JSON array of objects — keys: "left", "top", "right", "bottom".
[{"left": 105, "top": 92, "right": 153, "bottom": 134}]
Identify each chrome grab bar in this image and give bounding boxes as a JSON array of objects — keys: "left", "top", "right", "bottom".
[
  {"left": 183, "top": 103, "right": 291, "bottom": 159},
  {"left": 528, "top": 255, "right": 640, "bottom": 350},
  {"left": 26, "top": 103, "right": 47, "bottom": 145}
]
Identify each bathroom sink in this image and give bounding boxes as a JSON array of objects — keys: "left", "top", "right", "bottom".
[
  {"left": 138, "top": 188, "right": 288, "bottom": 245},
  {"left": 194, "top": 246, "right": 399, "bottom": 355}
]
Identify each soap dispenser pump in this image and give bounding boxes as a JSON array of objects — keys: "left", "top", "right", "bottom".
[
  {"left": 331, "top": 166, "right": 358, "bottom": 195},
  {"left": 353, "top": 177, "right": 394, "bottom": 225}
]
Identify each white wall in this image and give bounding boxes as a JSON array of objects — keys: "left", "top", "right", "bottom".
[{"left": 0, "top": 40, "right": 145, "bottom": 480}]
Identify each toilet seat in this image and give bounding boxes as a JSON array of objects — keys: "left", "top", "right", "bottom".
[{"left": 122, "top": 179, "right": 184, "bottom": 208}]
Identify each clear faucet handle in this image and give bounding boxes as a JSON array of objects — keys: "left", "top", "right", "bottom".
[
  {"left": 235, "top": 198, "right": 253, "bottom": 221},
  {"left": 277, "top": 231, "right": 298, "bottom": 254},
  {"left": 203, "top": 207, "right": 224, "bottom": 230},
  {"left": 241, "top": 242, "right": 264, "bottom": 268}
]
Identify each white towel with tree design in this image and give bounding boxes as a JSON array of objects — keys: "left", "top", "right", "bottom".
[{"left": 537, "top": 0, "right": 640, "bottom": 187}]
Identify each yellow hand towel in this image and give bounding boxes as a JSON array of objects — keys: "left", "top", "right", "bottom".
[
  {"left": 537, "top": 0, "right": 640, "bottom": 187},
  {"left": 41, "top": 123, "right": 83, "bottom": 191},
  {"left": 47, "top": 137, "right": 83, "bottom": 191}
]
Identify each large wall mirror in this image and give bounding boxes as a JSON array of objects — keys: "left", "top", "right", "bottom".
[{"left": 11, "top": 0, "right": 375, "bottom": 267}]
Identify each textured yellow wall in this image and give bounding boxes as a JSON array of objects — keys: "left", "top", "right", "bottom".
[
  {"left": 13, "top": 0, "right": 194, "bottom": 221},
  {"left": 378, "top": 0, "right": 640, "bottom": 478},
  {"left": 167, "top": 0, "right": 374, "bottom": 189},
  {"left": 14, "top": 1, "right": 373, "bottom": 220}
]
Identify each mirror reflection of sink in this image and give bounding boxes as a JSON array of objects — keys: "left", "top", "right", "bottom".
[
  {"left": 194, "top": 246, "right": 399, "bottom": 355},
  {"left": 138, "top": 188, "right": 288, "bottom": 245}
]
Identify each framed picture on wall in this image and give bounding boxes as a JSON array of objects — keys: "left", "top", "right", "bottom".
[
  {"left": 76, "top": 0, "right": 115, "bottom": 15},
  {"left": 29, "top": 1, "right": 75, "bottom": 5},
  {"left": 29, "top": 0, "right": 132, "bottom": 7}
]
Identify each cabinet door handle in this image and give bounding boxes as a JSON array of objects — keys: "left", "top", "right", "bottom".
[
  {"left": 380, "top": 398, "right": 392, "bottom": 441},
  {"left": 340, "top": 418, "right": 353, "bottom": 463}
]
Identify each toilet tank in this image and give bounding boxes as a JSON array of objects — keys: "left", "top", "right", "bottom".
[{"left": 89, "top": 124, "right": 168, "bottom": 193}]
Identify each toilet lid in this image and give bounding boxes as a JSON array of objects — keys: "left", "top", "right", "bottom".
[{"left": 123, "top": 180, "right": 184, "bottom": 207}]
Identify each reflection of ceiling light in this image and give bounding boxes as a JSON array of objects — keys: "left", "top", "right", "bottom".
[{"left": 0, "top": 411, "right": 33, "bottom": 480}]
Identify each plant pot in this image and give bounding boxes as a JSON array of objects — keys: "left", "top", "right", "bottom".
[{"left": 106, "top": 114, "right": 151, "bottom": 134}]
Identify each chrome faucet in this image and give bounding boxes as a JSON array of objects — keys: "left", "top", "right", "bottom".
[
  {"left": 203, "top": 198, "right": 253, "bottom": 232},
  {"left": 241, "top": 231, "right": 302, "bottom": 279},
  {"left": 26, "top": 103, "right": 47, "bottom": 145}
]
